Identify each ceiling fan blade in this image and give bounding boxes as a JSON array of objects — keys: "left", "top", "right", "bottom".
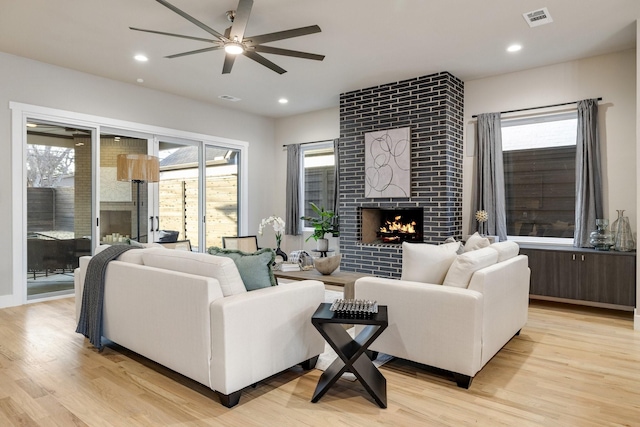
[
  {"left": 243, "top": 51, "right": 286, "bottom": 74},
  {"left": 253, "top": 45, "right": 324, "bottom": 61},
  {"left": 230, "top": 0, "right": 253, "bottom": 41},
  {"left": 155, "top": 0, "right": 225, "bottom": 40},
  {"left": 129, "top": 27, "right": 217, "bottom": 43},
  {"left": 166, "top": 46, "right": 224, "bottom": 59},
  {"left": 222, "top": 54, "right": 237, "bottom": 74},
  {"left": 244, "top": 25, "right": 321, "bottom": 46}
]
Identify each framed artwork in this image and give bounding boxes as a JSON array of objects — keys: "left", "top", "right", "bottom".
[
  {"left": 100, "top": 167, "right": 132, "bottom": 202},
  {"left": 364, "top": 127, "right": 411, "bottom": 198}
]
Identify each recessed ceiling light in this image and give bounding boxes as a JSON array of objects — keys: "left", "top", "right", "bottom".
[
  {"left": 136, "top": 78, "right": 144, "bottom": 83},
  {"left": 507, "top": 44, "right": 522, "bottom": 53},
  {"left": 278, "top": 98, "right": 289, "bottom": 104},
  {"left": 218, "top": 94, "right": 242, "bottom": 102},
  {"left": 134, "top": 54, "right": 148, "bottom": 62},
  {"left": 26, "top": 123, "right": 37, "bottom": 128}
]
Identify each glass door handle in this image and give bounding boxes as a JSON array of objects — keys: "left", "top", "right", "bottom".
[
  {"left": 150, "top": 216, "right": 154, "bottom": 231},
  {"left": 155, "top": 216, "right": 159, "bottom": 232}
]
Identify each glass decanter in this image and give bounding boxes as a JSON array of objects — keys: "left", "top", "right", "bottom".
[
  {"left": 589, "top": 219, "right": 614, "bottom": 251},
  {"left": 612, "top": 210, "right": 634, "bottom": 252}
]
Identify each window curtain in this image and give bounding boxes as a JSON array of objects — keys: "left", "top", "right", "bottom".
[
  {"left": 574, "top": 99, "right": 603, "bottom": 247},
  {"left": 331, "top": 138, "right": 340, "bottom": 233},
  {"left": 285, "top": 144, "right": 301, "bottom": 235},
  {"left": 473, "top": 112, "right": 507, "bottom": 241}
]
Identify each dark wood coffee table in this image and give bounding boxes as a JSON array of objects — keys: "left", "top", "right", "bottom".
[{"left": 310, "top": 303, "right": 388, "bottom": 408}]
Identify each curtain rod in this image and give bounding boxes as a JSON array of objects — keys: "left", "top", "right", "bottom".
[
  {"left": 471, "top": 97, "right": 602, "bottom": 119},
  {"left": 282, "top": 139, "right": 334, "bottom": 148}
]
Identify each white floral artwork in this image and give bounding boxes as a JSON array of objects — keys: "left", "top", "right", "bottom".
[
  {"left": 100, "top": 167, "right": 132, "bottom": 202},
  {"left": 364, "top": 127, "right": 411, "bottom": 198}
]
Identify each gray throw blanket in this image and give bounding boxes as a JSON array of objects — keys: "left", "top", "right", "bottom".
[{"left": 76, "top": 245, "right": 139, "bottom": 350}]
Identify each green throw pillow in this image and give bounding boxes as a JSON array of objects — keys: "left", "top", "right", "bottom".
[{"left": 207, "top": 247, "right": 276, "bottom": 291}]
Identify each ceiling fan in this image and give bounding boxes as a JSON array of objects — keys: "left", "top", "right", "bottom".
[{"left": 130, "top": 0, "right": 325, "bottom": 74}]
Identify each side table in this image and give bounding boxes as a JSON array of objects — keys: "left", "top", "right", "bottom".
[
  {"left": 311, "top": 249, "right": 335, "bottom": 258},
  {"left": 310, "top": 303, "right": 388, "bottom": 408}
]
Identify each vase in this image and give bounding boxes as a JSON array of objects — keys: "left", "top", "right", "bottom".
[
  {"left": 612, "top": 210, "right": 634, "bottom": 252},
  {"left": 588, "top": 218, "right": 614, "bottom": 251},
  {"left": 275, "top": 246, "right": 288, "bottom": 261},
  {"left": 316, "top": 238, "right": 329, "bottom": 252}
]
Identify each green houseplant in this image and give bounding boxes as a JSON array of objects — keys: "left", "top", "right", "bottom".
[{"left": 301, "top": 203, "right": 338, "bottom": 251}]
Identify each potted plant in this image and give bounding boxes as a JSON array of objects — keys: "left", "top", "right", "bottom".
[{"left": 301, "top": 202, "right": 337, "bottom": 252}]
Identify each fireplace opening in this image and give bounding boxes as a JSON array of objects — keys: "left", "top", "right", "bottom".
[{"left": 361, "top": 207, "right": 424, "bottom": 244}]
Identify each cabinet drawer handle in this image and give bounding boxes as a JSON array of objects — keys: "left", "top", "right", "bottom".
[
  {"left": 572, "top": 254, "right": 576, "bottom": 261},
  {"left": 581, "top": 255, "right": 585, "bottom": 261}
]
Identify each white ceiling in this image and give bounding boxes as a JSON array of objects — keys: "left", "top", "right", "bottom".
[{"left": 1, "top": 0, "right": 638, "bottom": 118}]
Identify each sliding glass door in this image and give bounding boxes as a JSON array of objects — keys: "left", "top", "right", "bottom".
[
  {"left": 25, "top": 120, "right": 93, "bottom": 299},
  {"left": 98, "top": 133, "right": 151, "bottom": 244},
  {"left": 155, "top": 140, "right": 201, "bottom": 249},
  {"left": 204, "top": 144, "right": 240, "bottom": 250},
  {"left": 154, "top": 141, "right": 240, "bottom": 252}
]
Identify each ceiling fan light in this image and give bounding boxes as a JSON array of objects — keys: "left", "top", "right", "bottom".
[{"left": 224, "top": 42, "right": 244, "bottom": 55}]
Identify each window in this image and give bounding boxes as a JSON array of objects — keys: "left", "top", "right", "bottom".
[
  {"left": 502, "top": 112, "right": 577, "bottom": 239},
  {"left": 301, "top": 142, "right": 335, "bottom": 228}
]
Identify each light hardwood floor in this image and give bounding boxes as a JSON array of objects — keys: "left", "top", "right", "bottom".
[{"left": 0, "top": 297, "right": 639, "bottom": 426}]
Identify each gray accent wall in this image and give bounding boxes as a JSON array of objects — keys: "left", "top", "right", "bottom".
[{"left": 338, "top": 71, "right": 464, "bottom": 278}]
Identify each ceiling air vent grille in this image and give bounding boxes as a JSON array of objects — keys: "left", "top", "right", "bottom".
[
  {"left": 523, "top": 7, "right": 553, "bottom": 27},
  {"left": 218, "top": 95, "right": 241, "bottom": 102}
]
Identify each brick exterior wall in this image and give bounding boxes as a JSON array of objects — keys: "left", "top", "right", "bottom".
[{"left": 338, "top": 71, "right": 464, "bottom": 278}]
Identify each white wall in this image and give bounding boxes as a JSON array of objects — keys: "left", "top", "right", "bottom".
[
  {"left": 466, "top": 48, "right": 638, "bottom": 328},
  {"left": 272, "top": 107, "right": 339, "bottom": 254},
  {"left": 0, "top": 52, "right": 276, "bottom": 301},
  {"left": 464, "top": 49, "right": 637, "bottom": 237}
]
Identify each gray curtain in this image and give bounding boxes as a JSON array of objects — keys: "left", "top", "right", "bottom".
[
  {"left": 574, "top": 99, "right": 603, "bottom": 247},
  {"left": 332, "top": 138, "right": 340, "bottom": 233},
  {"left": 285, "top": 144, "right": 301, "bottom": 235},
  {"left": 473, "top": 113, "right": 507, "bottom": 241}
]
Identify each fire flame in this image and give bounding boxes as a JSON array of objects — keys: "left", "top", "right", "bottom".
[{"left": 380, "top": 216, "right": 416, "bottom": 234}]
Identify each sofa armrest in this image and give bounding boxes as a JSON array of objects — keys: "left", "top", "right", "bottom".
[
  {"left": 209, "top": 280, "right": 325, "bottom": 395},
  {"left": 467, "top": 255, "right": 530, "bottom": 366},
  {"left": 355, "top": 277, "right": 484, "bottom": 376}
]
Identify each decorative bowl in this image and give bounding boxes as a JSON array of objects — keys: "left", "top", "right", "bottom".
[{"left": 314, "top": 254, "right": 342, "bottom": 275}]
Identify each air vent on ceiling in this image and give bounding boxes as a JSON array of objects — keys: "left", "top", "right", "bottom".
[
  {"left": 218, "top": 95, "right": 242, "bottom": 102},
  {"left": 523, "top": 7, "right": 553, "bottom": 27}
]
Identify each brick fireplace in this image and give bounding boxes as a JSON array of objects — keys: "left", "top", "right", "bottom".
[{"left": 338, "top": 71, "right": 464, "bottom": 278}]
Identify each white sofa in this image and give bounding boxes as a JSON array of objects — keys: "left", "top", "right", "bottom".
[
  {"left": 354, "top": 239, "right": 530, "bottom": 388},
  {"left": 75, "top": 247, "right": 325, "bottom": 407}
]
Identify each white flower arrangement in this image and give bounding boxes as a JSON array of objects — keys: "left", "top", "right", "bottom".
[{"left": 259, "top": 215, "right": 286, "bottom": 247}]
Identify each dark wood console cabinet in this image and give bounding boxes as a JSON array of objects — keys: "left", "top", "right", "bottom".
[{"left": 519, "top": 244, "right": 636, "bottom": 310}]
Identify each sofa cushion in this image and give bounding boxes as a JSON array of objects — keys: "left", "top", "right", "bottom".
[
  {"left": 207, "top": 247, "right": 276, "bottom": 291},
  {"left": 142, "top": 248, "right": 246, "bottom": 296},
  {"left": 401, "top": 241, "right": 461, "bottom": 284},
  {"left": 464, "top": 232, "right": 490, "bottom": 252},
  {"left": 489, "top": 241, "right": 520, "bottom": 262},
  {"left": 443, "top": 246, "right": 499, "bottom": 288}
]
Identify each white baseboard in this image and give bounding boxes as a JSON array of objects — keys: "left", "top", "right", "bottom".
[{"left": 0, "top": 294, "right": 19, "bottom": 309}]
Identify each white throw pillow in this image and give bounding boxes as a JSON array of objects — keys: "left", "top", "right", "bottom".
[
  {"left": 464, "top": 232, "right": 490, "bottom": 252},
  {"left": 489, "top": 241, "right": 520, "bottom": 262},
  {"left": 443, "top": 246, "right": 499, "bottom": 288},
  {"left": 142, "top": 248, "right": 246, "bottom": 296},
  {"left": 401, "top": 241, "right": 462, "bottom": 284}
]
